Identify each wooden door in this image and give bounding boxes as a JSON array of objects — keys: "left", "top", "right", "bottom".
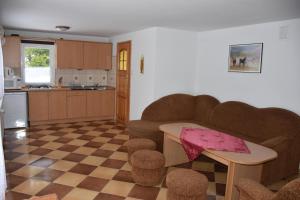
[
  {"left": 3, "top": 36, "right": 21, "bottom": 68},
  {"left": 67, "top": 91, "right": 87, "bottom": 118},
  {"left": 49, "top": 91, "right": 67, "bottom": 120},
  {"left": 116, "top": 41, "right": 131, "bottom": 124},
  {"left": 56, "top": 40, "right": 83, "bottom": 69},
  {"left": 28, "top": 91, "right": 49, "bottom": 121}
]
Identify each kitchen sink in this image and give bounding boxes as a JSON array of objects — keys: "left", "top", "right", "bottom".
[{"left": 27, "top": 85, "right": 53, "bottom": 90}]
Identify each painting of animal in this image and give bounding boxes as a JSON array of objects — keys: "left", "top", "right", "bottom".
[
  {"left": 228, "top": 43, "right": 263, "bottom": 73},
  {"left": 239, "top": 57, "right": 247, "bottom": 67}
]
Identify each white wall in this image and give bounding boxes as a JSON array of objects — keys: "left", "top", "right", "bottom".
[
  {"left": 4, "top": 29, "right": 109, "bottom": 42},
  {"left": 154, "top": 28, "right": 197, "bottom": 98},
  {"left": 195, "top": 18, "right": 300, "bottom": 115},
  {"left": 110, "top": 28, "right": 158, "bottom": 120},
  {"left": 111, "top": 27, "right": 198, "bottom": 120}
]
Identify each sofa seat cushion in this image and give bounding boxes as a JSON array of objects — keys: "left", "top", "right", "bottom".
[
  {"left": 128, "top": 120, "right": 201, "bottom": 134},
  {"left": 128, "top": 120, "right": 165, "bottom": 134},
  {"left": 127, "top": 120, "right": 201, "bottom": 152}
]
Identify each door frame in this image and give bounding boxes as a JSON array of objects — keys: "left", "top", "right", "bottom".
[{"left": 116, "top": 40, "right": 131, "bottom": 124}]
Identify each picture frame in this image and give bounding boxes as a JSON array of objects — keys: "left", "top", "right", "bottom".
[{"left": 228, "top": 43, "right": 263, "bottom": 73}]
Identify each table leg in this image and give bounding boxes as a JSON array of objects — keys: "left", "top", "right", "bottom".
[
  {"left": 225, "top": 162, "right": 263, "bottom": 200},
  {"left": 163, "top": 135, "right": 189, "bottom": 167}
]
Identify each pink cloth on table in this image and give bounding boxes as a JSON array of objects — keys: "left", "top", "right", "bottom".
[{"left": 180, "top": 128, "right": 250, "bottom": 161}]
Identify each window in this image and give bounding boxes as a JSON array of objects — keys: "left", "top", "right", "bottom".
[
  {"left": 119, "top": 49, "right": 128, "bottom": 71},
  {"left": 21, "top": 42, "right": 55, "bottom": 84}
]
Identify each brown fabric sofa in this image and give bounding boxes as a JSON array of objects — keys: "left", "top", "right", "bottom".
[
  {"left": 236, "top": 178, "right": 300, "bottom": 200},
  {"left": 127, "top": 93, "right": 300, "bottom": 184}
]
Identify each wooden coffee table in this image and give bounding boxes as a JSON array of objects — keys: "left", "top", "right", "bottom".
[{"left": 159, "top": 123, "right": 277, "bottom": 200}]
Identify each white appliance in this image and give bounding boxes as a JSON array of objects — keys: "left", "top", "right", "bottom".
[
  {"left": 0, "top": 27, "right": 7, "bottom": 199},
  {"left": 3, "top": 92, "right": 28, "bottom": 129},
  {"left": 4, "top": 67, "right": 22, "bottom": 89},
  {"left": 4, "top": 76, "right": 22, "bottom": 89},
  {"left": 4, "top": 67, "right": 14, "bottom": 78}
]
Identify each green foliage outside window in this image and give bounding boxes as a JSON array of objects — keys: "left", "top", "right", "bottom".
[{"left": 25, "top": 48, "right": 50, "bottom": 67}]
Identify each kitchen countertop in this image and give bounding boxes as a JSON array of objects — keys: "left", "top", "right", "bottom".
[{"left": 5, "top": 86, "right": 115, "bottom": 93}]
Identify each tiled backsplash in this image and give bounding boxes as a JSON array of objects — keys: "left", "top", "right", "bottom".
[
  {"left": 56, "top": 69, "right": 108, "bottom": 86},
  {"left": 7, "top": 67, "right": 116, "bottom": 87}
]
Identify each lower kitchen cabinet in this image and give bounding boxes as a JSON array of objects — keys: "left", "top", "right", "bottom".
[
  {"left": 86, "top": 90, "right": 115, "bottom": 118},
  {"left": 86, "top": 91, "right": 102, "bottom": 117},
  {"left": 67, "top": 91, "right": 87, "bottom": 119},
  {"left": 49, "top": 91, "right": 67, "bottom": 120},
  {"left": 28, "top": 89, "right": 115, "bottom": 125},
  {"left": 101, "top": 90, "right": 115, "bottom": 117},
  {"left": 28, "top": 91, "right": 49, "bottom": 121}
]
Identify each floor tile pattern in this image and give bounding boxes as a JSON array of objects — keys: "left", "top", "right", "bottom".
[{"left": 4, "top": 120, "right": 297, "bottom": 200}]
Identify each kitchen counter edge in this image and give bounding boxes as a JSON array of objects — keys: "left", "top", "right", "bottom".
[{"left": 5, "top": 86, "right": 116, "bottom": 93}]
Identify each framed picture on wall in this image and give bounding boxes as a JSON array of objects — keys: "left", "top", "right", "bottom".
[{"left": 228, "top": 43, "right": 263, "bottom": 73}]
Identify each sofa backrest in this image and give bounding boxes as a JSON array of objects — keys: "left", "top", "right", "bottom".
[
  {"left": 210, "top": 101, "right": 300, "bottom": 141},
  {"left": 193, "top": 95, "right": 220, "bottom": 126},
  {"left": 142, "top": 94, "right": 195, "bottom": 121}
]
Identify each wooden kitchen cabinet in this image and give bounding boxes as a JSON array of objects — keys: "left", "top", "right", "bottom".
[
  {"left": 28, "top": 91, "right": 49, "bottom": 121},
  {"left": 3, "top": 36, "right": 21, "bottom": 68},
  {"left": 83, "top": 42, "right": 100, "bottom": 69},
  {"left": 101, "top": 90, "right": 115, "bottom": 117},
  {"left": 100, "top": 43, "right": 112, "bottom": 69},
  {"left": 56, "top": 40, "right": 84, "bottom": 69},
  {"left": 49, "top": 91, "right": 67, "bottom": 120},
  {"left": 28, "top": 89, "right": 115, "bottom": 125},
  {"left": 83, "top": 42, "right": 112, "bottom": 69},
  {"left": 67, "top": 91, "right": 87, "bottom": 118},
  {"left": 86, "top": 90, "right": 115, "bottom": 117},
  {"left": 56, "top": 39, "right": 112, "bottom": 69},
  {"left": 86, "top": 91, "right": 102, "bottom": 117}
]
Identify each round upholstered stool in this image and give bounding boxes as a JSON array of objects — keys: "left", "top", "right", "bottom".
[
  {"left": 131, "top": 149, "right": 165, "bottom": 186},
  {"left": 126, "top": 138, "right": 156, "bottom": 164},
  {"left": 166, "top": 169, "right": 208, "bottom": 200}
]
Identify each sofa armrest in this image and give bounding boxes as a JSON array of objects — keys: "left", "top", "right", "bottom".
[
  {"left": 236, "top": 178, "right": 274, "bottom": 200},
  {"left": 260, "top": 136, "right": 289, "bottom": 149}
]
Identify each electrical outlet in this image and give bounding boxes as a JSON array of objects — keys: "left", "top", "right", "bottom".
[
  {"left": 279, "top": 25, "right": 289, "bottom": 40},
  {"left": 73, "top": 75, "right": 79, "bottom": 84},
  {"left": 88, "top": 75, "right": 94, "bottom": 81}
]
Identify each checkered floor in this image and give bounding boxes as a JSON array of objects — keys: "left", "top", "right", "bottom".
[{"left": 3, "top": 120, "right": 293, "bottom": 200}]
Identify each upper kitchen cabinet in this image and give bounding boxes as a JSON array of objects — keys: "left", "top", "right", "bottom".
[
  {"left": 83, "top": 42, "right": 112, "bottom": 69},
  {"left": 2, "top": 36, "right": 21, "bottom": 68},
  {"left": 56, "top": 40, "right": 84, "bottom": 69}
]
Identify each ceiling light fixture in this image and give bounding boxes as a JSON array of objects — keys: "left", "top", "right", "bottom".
[{"left": 55, "top": 25, "right": 70, "bottom": 31}]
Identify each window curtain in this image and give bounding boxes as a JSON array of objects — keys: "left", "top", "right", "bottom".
[{"left": 0, "top": 38, "right": 7, "bottom": 200}]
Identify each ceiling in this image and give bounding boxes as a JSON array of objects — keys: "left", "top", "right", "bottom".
[{"left": 0, "top": 0, "right": 300, "bottom": 37}]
